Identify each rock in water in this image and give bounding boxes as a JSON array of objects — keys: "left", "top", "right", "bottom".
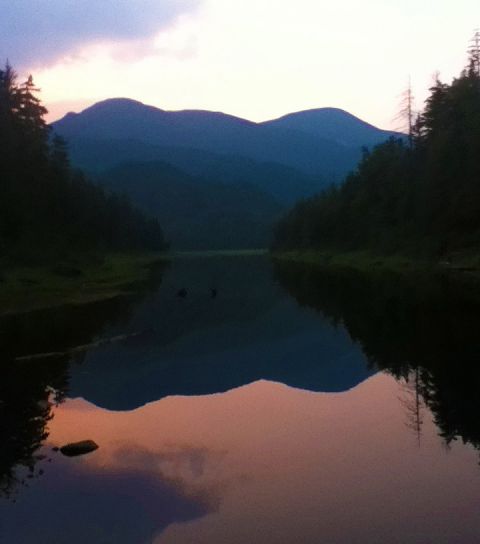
[{"left": 60, "top": 440, "right": 99, "bottom": 457}]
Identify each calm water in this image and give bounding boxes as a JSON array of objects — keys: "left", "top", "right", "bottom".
[{"left": 1, "top": 255, "right": 480, "bottom": 543}]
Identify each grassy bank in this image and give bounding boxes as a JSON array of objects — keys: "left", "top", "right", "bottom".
[
  {"left": 271, "top": 249, "right": 480, "bottom": 274},
  {"left": 0, "top": 252, "right": 169, "bottom": 316},
  {"left": 172, "top": 249, "right": 268, "bottom": 258}
]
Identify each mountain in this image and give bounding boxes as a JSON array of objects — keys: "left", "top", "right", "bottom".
[
  {"left": 51, "top": 99, "right": 401, "bottom": 250},
  {"left": 99, "top": 161, "right": 283, "bottom": 249},
  {"left": 53, "top": 98, "right": 399, "bottom": 180},
  {"left": 66, "top": 256, "right": 373, "bottom": 411},
  {"left": 262, "top": 107, "right": 401, "bottom": 148},
  {"left": 65, "top": 138, "right": 320, "bottom": 206}
]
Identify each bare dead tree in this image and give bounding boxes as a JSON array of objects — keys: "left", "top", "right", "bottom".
[
  {"left": 396, "top": 77, "right": 416, "bottom": 148},
  {"left": 468, "top": 29, "right": 480, "bottom": 76},
  {"left": 399, "top": 369, "right": 424, "bottom": 446}
]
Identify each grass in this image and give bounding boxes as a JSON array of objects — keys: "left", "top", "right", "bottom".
[
  {"left": 270, "top": 248, "right": 480, "bottom": 276},
  {"left": 271, "top": 250, "right": 429, "bottom": 273},
  {"left": 172, "top": 249, "right": 268, "bottom": 258},
  {"left": 4, "top": 246, "right": 478, "bottom": 316},
  {"left": 0, "top": 252, "right": 170, "bottom": 316},
  {"left": 0, "top": 249, "right": 268, "bottom": 316}
]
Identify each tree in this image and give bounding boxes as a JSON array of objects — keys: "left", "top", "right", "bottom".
[
  {"left": 468, "top": 29, "right": 480, "bottom": 77},
  {"left": 0, "top": 62, "right": 167, "bottom": 262},
  {"left": 273, "top": 34, "right": 480, "bottom": 259},
  {"left": 50, "top": 134, "right": 70, "bottom": 174},
  {"left": 17, "top": 74, "right": 49, "bottom": 161},
  {"left": 397, "top": 77, "right": 416, "bottom": 149}
]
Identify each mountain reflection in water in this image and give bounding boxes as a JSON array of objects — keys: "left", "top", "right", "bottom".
[
  {"left": 2, "top": 377, "right": 480, "bottom": 543},
  {"left": 274, "top": 260, "right": 480, "bottom": 453},
  {"left": 61, "top": 256, "right": 372, "bottom": 409},
  {"left": 1, "top": 255, "right": 480, "bottom": 543}
]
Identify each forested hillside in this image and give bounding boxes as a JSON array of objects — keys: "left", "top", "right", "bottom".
[
  {"left": 69, "top": 140, "right": 319, "bottom": 207},
  {"left": 273, "top": 51, "right": 480, "bottom": 259},
  {"left": 50, "top": 95, "right": 400, "bottom": 251},
  {"left": 0, "top": 64, "right": 166, "bottom": 264},
  {"left": 99, "top": 162, "right": 283, "bottom": 249}
]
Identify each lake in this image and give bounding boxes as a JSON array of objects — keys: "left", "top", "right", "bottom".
[{"left": 1, "top": 254, "right": 480, "bottom": 543}]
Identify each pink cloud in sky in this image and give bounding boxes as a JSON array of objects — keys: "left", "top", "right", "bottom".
[{"left": 0, "top": 0, "right": 201, "bottom": 69}]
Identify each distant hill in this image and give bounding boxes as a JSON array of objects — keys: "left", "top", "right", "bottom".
[
  {"left": 53, "top": 98, "right": 399, "bottom": 180},
  {"left": 52, "top": 99, "right": 401, "bottom": 250},
  {"left": 262, "top": 107, "right": 401, "bottom": 148},
  {"left": 66, "top": 137, "right": 320, "bottom": 206},
  {"left": 99, "top": 161, "right": 283, "bottom": 250}
]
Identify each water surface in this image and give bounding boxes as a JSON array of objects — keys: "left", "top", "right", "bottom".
[{"left": 1, "top": 255, "right": 480, "bottom": 543}]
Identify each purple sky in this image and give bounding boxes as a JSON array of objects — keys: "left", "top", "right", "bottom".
[
  {"left": 0, "top": 0, "right": 199, "bottom": 67},
  {"left": 2, "top": 0, "right": 479, "bottom": 128}
]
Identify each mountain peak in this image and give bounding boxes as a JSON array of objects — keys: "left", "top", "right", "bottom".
[
  {"left": 84, "top": 97, "right": 157, "bottom": 112},
  {"left": 269, "top": 106, "right": 360, "bottom": 120},
  {"left": 262, "top": 107, "right": 400, "bottom": 147},
  {"left": 278, "top": 107, "right": 378, "bottom": 128},
  {"left": 52, "top": 97, "right": 398, "bottom": 178}
]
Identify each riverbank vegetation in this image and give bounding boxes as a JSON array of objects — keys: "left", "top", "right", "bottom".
[
  {"left": 0, "top": 63, "right": 169, "bottom": 312},
  {"left": 0, "top": 253, "right": 168, "bottom": 316},
  {"left": 273, "top": 39, "right": 480, "bottom": 264}
]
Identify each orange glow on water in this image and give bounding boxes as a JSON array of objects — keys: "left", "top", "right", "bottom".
[{"left": 45, "top": 375, "right": 480, "bottom": 543}]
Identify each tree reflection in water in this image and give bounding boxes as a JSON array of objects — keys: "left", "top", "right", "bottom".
[
  {"left": 273, "top": 260, "right": 480, "bottom": 454},
  {"left": 0, "top": 263, "right": 167, "bottom": 498}
]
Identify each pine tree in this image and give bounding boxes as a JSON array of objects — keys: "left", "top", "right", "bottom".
[
  {"left": 273, "top": 33, "right": 480, "bottom": 258},
  {"left": 50, "top": 134, "right": 70, "bottom": 175},
  {"left": 0, "top": 63, "right": 22, "bottom": 166},
  {"left": 17, "top": 75, "right": 49, "bottom": 160},
  {"left": 0, "top": 62, "right": 167, "bottom": 262}
]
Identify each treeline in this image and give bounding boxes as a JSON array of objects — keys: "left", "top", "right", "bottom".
[
  {"left": 0, "top": 64, "right": 166, "bottom": 264},
  {"left": 273, "top": 45, "right": 480, "bottom": 258}
]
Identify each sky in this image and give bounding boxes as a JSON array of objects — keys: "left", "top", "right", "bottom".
[{"left": 1, "top": 0, "right": 479, "bottom": 129}]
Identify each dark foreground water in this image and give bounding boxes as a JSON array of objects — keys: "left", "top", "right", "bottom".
[{"left": 1, "top": 255, "right": 480, "bottom": 543}]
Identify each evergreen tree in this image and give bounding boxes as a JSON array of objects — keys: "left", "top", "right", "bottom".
[
  {"left": 273, "top": 34, "right": 480, "bottom": 259},
  {"left": 0, "top": 62, "right": 167, "bottom": 263}
]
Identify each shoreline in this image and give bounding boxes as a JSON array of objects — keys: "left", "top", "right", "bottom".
[
  {"left": 271, "top": 249, "right": 480, "bottom": 275},
  {"left": 4, "top": 247, "right": 479, "bottom": 317},
  {"left": 0, "top": 249, "right": 266, "bottom": 317},
  {"left": 0, "top": 252, "right": 170, "bottom": 317}
]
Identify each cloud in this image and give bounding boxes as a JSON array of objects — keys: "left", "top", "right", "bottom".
[{"left": 0, "top": 0, "right": 200, "bottom": 68}]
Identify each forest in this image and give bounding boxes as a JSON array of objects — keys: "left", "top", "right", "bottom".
[
  {"left": 273, "top": 45, "right": 480, "bottom": 260},
  {"left": 0, "top": 63, "right": 166, "bottom": 265}
]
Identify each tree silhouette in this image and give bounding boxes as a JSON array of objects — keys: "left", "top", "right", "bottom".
[
  {"left": 0, "top": 62, "right": 167, "bottom": 263},
  {"left": 273, "top": 34, "right": 480, "bottom": 260}
]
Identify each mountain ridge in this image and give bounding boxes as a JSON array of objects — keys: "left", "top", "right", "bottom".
[
  {"left": 53, "top": 98, "right": 401, "bottom": 180},
  {"left": 56, "top": 98, "right": 395, "bottom": 134},
  {"left": 262, "top": 106, "right": 400, "bottom": 147},
  {"left": 99, "top": 160, "right": 283, "bottom": 250},
  {"left": 51, "top": 98, "right": 403, "bottom": 250}
]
